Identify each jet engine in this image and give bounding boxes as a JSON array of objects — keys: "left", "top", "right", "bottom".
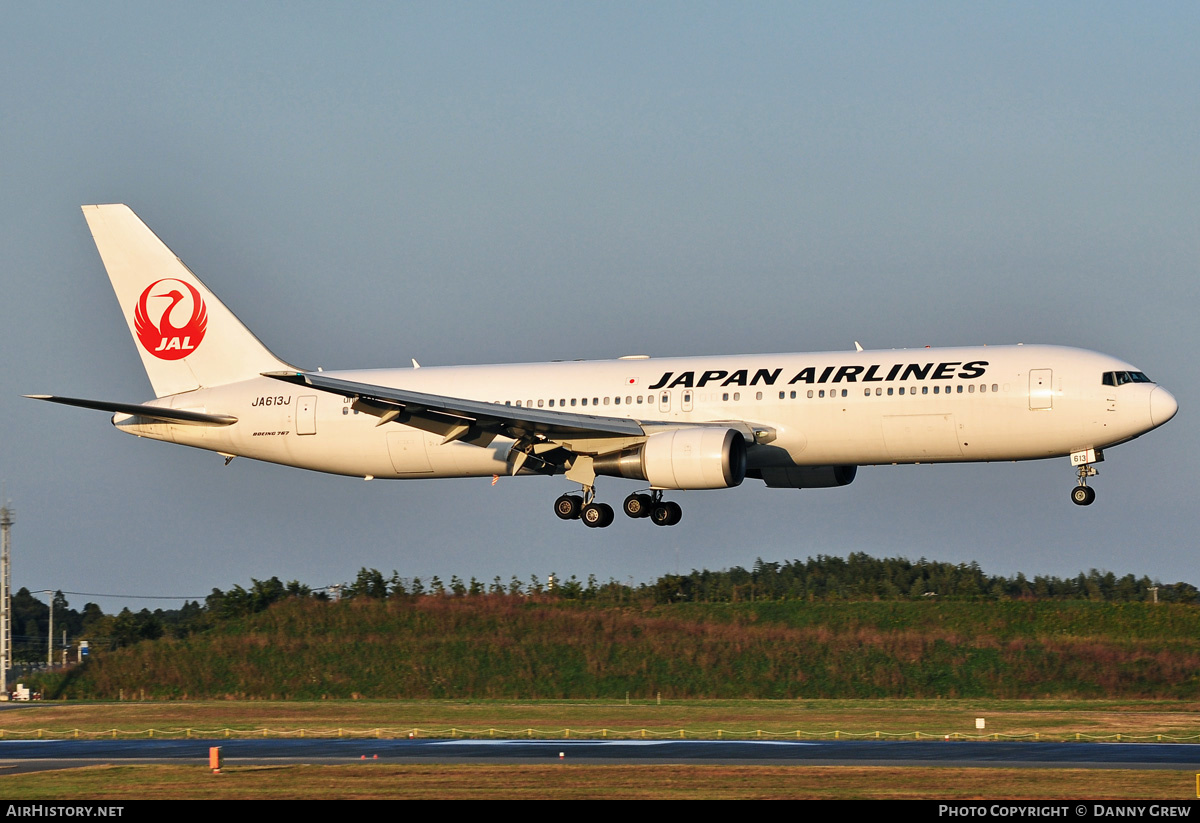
[{"left": 593, "top": 428, "right": 747, "bottom": 489}]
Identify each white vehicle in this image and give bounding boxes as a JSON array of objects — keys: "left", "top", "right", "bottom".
[{"left": 29, "top": 205, "right": 1178, "bottom": 527}]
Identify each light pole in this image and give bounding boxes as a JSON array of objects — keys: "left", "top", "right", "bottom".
[{"left": 44, "top": 591, "right": 53, "bottom": 667}]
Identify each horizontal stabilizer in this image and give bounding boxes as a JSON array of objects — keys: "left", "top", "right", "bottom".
[{"left": 25, "top": 395, "right": 237, "bottom": 426}]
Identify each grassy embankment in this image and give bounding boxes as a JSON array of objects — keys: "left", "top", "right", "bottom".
[{"left": 31, "top": 595, "right": 1200, "bottom": 702}]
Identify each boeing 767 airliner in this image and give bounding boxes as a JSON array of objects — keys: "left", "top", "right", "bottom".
[{"left": 28, "top": 205, "right": 1178, "bottom": 527}]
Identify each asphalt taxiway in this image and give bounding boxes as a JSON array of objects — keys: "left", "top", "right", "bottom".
[{"left": 0, "top": 739, "right": 1198, "bottom": 772}]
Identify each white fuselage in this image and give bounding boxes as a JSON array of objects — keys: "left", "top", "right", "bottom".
[{"left": 115, "top": 344, "right": 1174, "bottom": 483}]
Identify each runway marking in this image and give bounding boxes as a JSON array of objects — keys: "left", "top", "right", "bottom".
[{"left": 428, "top": 739, "right": 819, "bottom": 747}]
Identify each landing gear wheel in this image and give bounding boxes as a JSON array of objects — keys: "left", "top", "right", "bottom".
[
  {"left": 650, "top": 501, "right": 683, "bottom": 526},
  {"left": 582, "top": 502, "right": 614, "bottom": 528},
  {"left": 665, "top": 501, "right": 682, "bottom": 525},
  {"left": 1070, "top": 486, "right": 1095, "bottom": 506},
  {"left": 554, "top": 494, "right": 583, "bottom": 520},
  {"left": 623, "top": 493, "right": 653, "bottom": 519}
]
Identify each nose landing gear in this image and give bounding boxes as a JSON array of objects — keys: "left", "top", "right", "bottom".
[{"left": 1071, "top": 464, "right": 1097, "bottom": 506}]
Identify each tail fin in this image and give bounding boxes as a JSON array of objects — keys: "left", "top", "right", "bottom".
[{"left": 82, "top": 204, "right": 293, "bottom": 397}]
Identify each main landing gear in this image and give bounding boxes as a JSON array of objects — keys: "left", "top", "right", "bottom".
[
  {"left": 554, "top": 487, "right": 682, "bottom": 527},
  {"left": 633, "top": 491, "right": 682, "bottom": 527},
  {"left": 554, "top": 486, "right": 613, "bottom": 528},
  {"left": 1071, "top": 463, "right": 1097, "bottom": 506}
]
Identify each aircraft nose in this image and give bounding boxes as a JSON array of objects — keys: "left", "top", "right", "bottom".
[{"left": 1149, "top": 386, "right": 1179, "bottom": 427}]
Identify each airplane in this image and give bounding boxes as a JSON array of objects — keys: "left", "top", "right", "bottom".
[{"left": 28, "top": 204, "right": 1178, "bottom": 528}]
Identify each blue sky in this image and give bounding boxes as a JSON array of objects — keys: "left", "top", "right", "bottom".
[{"left": 2, "top": 2, "right": 1196, "bottom": 612}]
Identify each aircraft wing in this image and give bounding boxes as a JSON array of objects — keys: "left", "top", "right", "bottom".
[
  {"left": 263, "top": 370, "right": 647, "bottom": 443},
  {"left": 25, "top": 394, "right": 238, "bottom": 426}
]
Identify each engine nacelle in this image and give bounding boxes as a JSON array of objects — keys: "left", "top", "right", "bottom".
[
  {"left": 593, "top": 428, "right": 746, "bottom": 489},
  {"left": 758, "top": 465, "right": 858, "bottom": 489}
]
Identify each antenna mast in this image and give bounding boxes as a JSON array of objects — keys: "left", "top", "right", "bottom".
[{"left": 0, "top": 503, "right": 12, "bottom": 695}]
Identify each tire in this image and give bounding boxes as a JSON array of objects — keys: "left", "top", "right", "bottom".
[
  {"left": 623, "top": 493, "right": 652, "bottom": 519},
  {"left": 582, "top": 502, "right": 605, "bottom": 527},
  {"left": 1070, "top": 486, "right": 1093, "bottom": 506},
  {"left": 651, "top": 504, "right": 672, "bottom": 526},
  {"left": 555, "top": 494, "right": 582, "bottom": 520},
  {"left": 664, "top": 501, "right": 683, "bottom": 525},
  {"left": 597, "top": 503, "right": 615, "bottom": 528}
]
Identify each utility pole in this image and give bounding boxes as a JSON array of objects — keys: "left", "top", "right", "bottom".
[
  {"left": 45, "top": 591, "right": 53, "bottom": 667},
  {"left": 0, "top": 504, "right": 12, "bottom": 695}
]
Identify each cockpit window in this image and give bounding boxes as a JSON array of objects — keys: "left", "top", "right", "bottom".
[{"left": 1103, "top": 371, "right": 1153, "bottom": 386}]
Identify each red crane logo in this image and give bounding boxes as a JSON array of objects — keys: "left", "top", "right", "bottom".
[{"left": 134, "top": 279, "right": 208, "bottom": 361}]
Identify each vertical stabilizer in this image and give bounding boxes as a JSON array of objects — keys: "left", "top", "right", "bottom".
[{"left": 82, "top": 204, "right": 292, "bottom": 397}]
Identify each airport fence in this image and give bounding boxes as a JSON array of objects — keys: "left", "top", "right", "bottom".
[{"left": 1, "top": 727, "right": 1199, "bottom": 742}]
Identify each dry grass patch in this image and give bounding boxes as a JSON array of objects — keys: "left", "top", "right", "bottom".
[{"left": 0, "top": 764, "right": 1194, "bottom": 800}]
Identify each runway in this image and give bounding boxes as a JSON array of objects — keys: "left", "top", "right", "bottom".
[{"left": 0, "top": 739, "right": 1198, "bottom": 772}]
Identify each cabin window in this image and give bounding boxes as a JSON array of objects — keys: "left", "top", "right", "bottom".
[
  {"left": 722, "top": 392, "right": 729, "bottom": 401},
  {"left": 818, "top": 390, "right": 825, "bottom": 398},
  {"left": 581, "top": 398, "right": 587, "bottom": 406},
  {"left": 887, "top": 388, "right": 893, "bottom": 396},
  {"left": 864, "top": 389, "right": 871, "bottom": 397},
  {"left": 603, "top": 397, "right": 610, "bottom": 405},
  {"left": 841, "top": 389, "right": 847, "bottom": 397},
  {"left": 968, "top": 384, "right": 975, "bottom": 393},
  {"left": 756, "top": 391, "right": 762, "bottom": 400},
  {"left": 594, "top": 398, "right": 600, "bottom": 406},
  {"left": 898, "top": 387, "right": 905, "bottom": 396},
  {"left": 957, "top": 385, "right": 963, "bottom": 393},
  {"left": 992, "top": 384, "right": 999, "bottom": 392}
]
